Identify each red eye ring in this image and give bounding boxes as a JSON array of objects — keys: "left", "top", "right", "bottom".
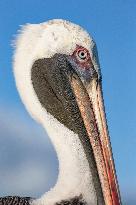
[{"left": 76, "top": 48, "right": 89, "bottom": 62}]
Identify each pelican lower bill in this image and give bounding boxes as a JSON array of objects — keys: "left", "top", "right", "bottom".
[{"left": 70, "top": 74, "right": 121, "bottom": 205}]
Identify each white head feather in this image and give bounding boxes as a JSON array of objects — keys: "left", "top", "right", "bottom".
[{"left": 14, "top": 19, "right": 100, "bottom": 124}]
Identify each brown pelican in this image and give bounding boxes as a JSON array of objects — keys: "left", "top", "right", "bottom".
[{"left": 0, "top": 19, "right": 121, "bottom": 205}]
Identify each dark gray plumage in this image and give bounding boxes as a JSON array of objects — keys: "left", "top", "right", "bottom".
[
  {"left": 56, "top": 195, "right": 87, "bottom": 205},
  {"left": 0, "top": 196, "right": 86, "bottom": 205},
  {"left": 0, "top": 196, "right": 32, "bottom": 205}
]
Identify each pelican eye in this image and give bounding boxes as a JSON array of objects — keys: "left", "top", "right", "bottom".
[{"left": 76, "top": 48, "right": 89, "bottom": 62}]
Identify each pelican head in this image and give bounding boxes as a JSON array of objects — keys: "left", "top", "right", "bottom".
[{"left": 14, "top": 19, "right": 121, "bottom": 205}]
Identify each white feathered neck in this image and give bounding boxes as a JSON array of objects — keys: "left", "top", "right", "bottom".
[{"left": 13, "top": 19, "right": 99, "bottom": 205}]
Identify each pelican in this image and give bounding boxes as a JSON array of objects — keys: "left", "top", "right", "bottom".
[{"left": 0, "top": 19, "right": 121, "bottom": 205}]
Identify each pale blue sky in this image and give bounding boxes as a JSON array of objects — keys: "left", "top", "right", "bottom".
[{"left": 0, "top": 1, "right": 136, "bottom": 204}]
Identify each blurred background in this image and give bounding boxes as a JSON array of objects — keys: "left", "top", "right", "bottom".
[{"left": 0, "top": 1, "right": 136, "bottom": 204}]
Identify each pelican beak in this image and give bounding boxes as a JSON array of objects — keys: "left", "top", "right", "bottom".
[{"left": 70, "top": 74, "right": 121, "bottom": 205}]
